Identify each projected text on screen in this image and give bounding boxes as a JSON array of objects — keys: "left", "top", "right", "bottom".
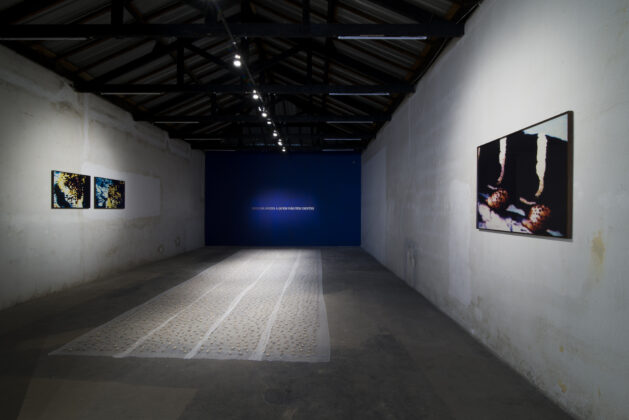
[{"left": 251, "top": 206, "right": 316, "bottom": 211}]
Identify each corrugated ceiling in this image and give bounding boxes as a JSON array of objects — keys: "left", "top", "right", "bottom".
[{"left": 0, "top": 0, "right": 480, "bottom": 152}]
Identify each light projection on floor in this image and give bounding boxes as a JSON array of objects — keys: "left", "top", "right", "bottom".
[{"left": 51, "top": 249, "right": 330, "bottom": 363}]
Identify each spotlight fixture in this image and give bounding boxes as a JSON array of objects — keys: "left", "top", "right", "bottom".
[
  {"left": 278, "top": 140, "right": 283, "bottom": 146},
  {"left": 252, "top": 90, "right": 259, "bottom": 100},
  {"left": 261, "top": 111, "right": 268, "bottom": 118},
  {"left": 233, "top": 54, "right": 242, "bottom": 68},
  {"left": 282, "top": 147, "right": 286, "bottom": 152},
  {"left": 266, "top": 120, "right": 272, "bottom": 125},
  {"left": 273, "top": 131, "right": 278, "bottom": 137}
]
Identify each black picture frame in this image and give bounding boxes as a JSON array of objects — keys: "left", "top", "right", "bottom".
[
  {"left": 51, "top": 170, "right": 91, "bottom": 209},
  {"left": 94, "top": 176, "right": 125, "bottom": 209}
]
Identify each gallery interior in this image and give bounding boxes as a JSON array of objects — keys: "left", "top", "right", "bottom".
[{"left": 0, "top": 0, "right": 627, "bottom": 419}]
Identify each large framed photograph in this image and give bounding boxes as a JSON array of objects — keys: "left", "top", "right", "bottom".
[
  {"left": 476, "top": 112, "right": 572, "bottom": 237},
  {"left": 94, "top": 177, "right": 125, "bottom": 209},
  {"left": 51, "top": 170, "right": 91, "bottom": 209}
]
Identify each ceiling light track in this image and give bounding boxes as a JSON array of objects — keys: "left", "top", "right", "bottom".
[
  {"left": 81, "top": 84, "right": 412, "bottom": 95},
  {"left": 211, "top": 0, "right": 285, "bottom": 152},
  {"left": 337, "top": 35, "right": 427, "bottom": 40},
  {"left": 0, "top": 23, "right": 463, "bottom": 40}
]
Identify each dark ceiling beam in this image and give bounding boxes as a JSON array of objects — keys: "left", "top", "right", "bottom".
[
  {"left": 362, "top": 0, "right": 438, "bottom": 23},
  {"left": 180, "top": 133, "right": 369, "bottom": 141},
  {"left": 129, "top": 40, "right": 229, "bottom": 96},
  {"left": 167, "top": 106, "right": 373, "bottom": 136},
  {"left": 250, "top": 45, "right": 303, "bottom": 74},
  {"left": 278, "top": 93, "right": 379, "bottom": 139},
  {"left": 122, "top": 3, "right": 216, "bottom": 112},
  {"left": 0, "top": 23, "right": 464, "bottom": 39},
  {"left": 142, "top": 93, "right": 207, "bottom": 115},
  {"left": 140, "top": 89, "right": 281, "bottom": 125},
  {"left": 187, "top": 138, "right": 364, "bottom": 150},
  {"left": 180, "top": 0, "right": 217, "bottom": 23},
  {"left": 85, "top": 41, "right": 180, "bottom": 86},
  {"left": 87, "top": 43, "right": 298, "bottom": 108},
  {"left": 323, "top": 0, "right": 338, "bottom": 113},
  {"left": 0, "top": 0, "right": 65, "bottom": 24},
  {"left": 302, "top": 0, "right": 310, "bottom": 26},
  {"left": 59, "top": 3, "right": 189, "bottom": 64},
  {"left": 79, "top": 83, "right": 414, "bottom": 94},
  {"left": 288, "top": 38, "right": 404, "bottom": 85},
  {"left": 111, "top": 0, "right": 125, "bottom": 25},
  {"left": 185, "top": 43, "right": 233, "bottom": 72},
  {"left": 190, "top": 143, "right": 362, "bottom": 151},
  {"left": 137, "top": 114, "right": 390, "bottom": 123},
  {"left": 169, "top": 45, "right": 300, "bottom": 101},
  {"left": 271, "top": 63, "right": 386, "bottom": 115},
  {"left": 177, "top": 40, "right": 185, "bottom": 85}
]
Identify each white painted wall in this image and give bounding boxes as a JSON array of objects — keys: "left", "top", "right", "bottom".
[
  {"left": 361, "top": 1, "right": 629, "bottom": 419},
  {"left": 0, "top": 46, "right": 205, "bottom": 310}
]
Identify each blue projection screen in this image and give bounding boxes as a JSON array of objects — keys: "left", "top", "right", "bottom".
[{"left": 205, "top": 152, "right": 360, "bottom": 246}]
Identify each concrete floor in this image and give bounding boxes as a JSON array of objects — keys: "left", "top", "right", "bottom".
[{"left": 0, "top": 247, "right": 572, "bottom": 420}]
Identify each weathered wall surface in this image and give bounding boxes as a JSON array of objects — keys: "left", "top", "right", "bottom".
[
  {"left": 361, "top": 1, "right": 629, "bottom": 419},
  {"left": 0, "top": 46, "right": 205, "bottom": 310}
]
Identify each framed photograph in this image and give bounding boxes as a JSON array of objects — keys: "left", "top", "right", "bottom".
[
  {"left": 476, "top": 111, "right": 572, "bottom": 237},
  {"left": 51, "top": 170, "right": 91, "bottom": 209},
  {"left": 94, "top": 177, "right": 125, "bottom": 209}
]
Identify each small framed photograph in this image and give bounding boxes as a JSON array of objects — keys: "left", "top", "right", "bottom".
[{"left": 51, "top": 170, "right": 91, "bottom": 209}]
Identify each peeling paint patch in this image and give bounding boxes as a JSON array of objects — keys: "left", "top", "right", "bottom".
[
  {"left": 589, "top": 231, "right": 606, "bottom": 284},
  {"left": 558, "top": 381, "right": 567, "bottom": 393},
  {"left": 591, "top": 231, "right": 605, "bottom": 269},
  {"left": 105, "top": 247, "right": 119, "bottom": 257}
]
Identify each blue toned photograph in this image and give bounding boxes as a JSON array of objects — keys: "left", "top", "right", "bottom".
[{"left": 94, "top": 177, "right": 125, "bottom": 209}]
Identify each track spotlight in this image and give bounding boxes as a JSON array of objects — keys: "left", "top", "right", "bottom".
[
  {"left": 273, "top": 131, "right": 278, "bottom": 137},
  {"left": 252, "top": 90, "right": 259, "bottom": 100},
  {"left": 233, "top": 54, "right": 242, "bottom": 68},
  {"left": 266, "top": 120, "right": 272, "bottom": 125},
  {"left": 282, "top": 147, "right": 286, "bottom": 152},
  {"left": 261, "top": 111, "right": 268, "bottom": 118}
]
